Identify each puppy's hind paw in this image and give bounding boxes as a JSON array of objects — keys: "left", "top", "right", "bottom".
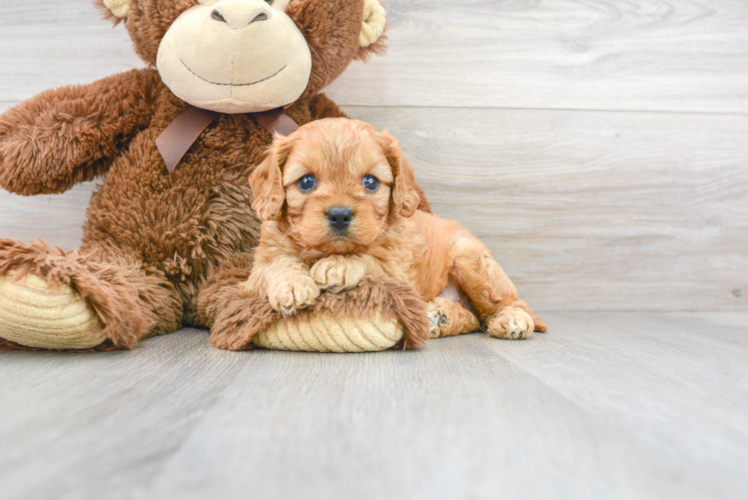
[
  {"left": 267, "top": 274, "right": 321, "bottom": 317},
  {"left": 427, "top": 297, "right": 480, "bottom": 339},
  {"left": 427, "top": 307, "right": 449, "bottom": 339},
  {"left": 486, "top": 307, "right": 534, "bottom": 340}
]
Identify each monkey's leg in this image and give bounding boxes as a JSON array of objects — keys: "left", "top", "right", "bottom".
[
  {"left": 0, "top": 239, "right": 181, "bottom": 350},
  {"left": 198, "top": 254, "right": 430, "bottom": 352}
]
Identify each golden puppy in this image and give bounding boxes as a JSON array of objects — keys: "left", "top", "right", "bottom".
[{"left": 242, "top": 118, "right": 547, "bottom": 340}]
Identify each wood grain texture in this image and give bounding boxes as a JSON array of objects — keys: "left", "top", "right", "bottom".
[
  {"left": 328, "top": 0, "right": 748, "bottom": 113},
  {"left": 0, "top": 1, "right": 143, "bottom": 103},
  {"left": 345, "top": 106, "right": 748, "bottom": 311},
  {"left": 1, "top": 313, "right": 747, "bottom": 500},
  {"left": 2, "top": 106, "right": 745, "bottom": 311},
  {"left": 1, "top": 0, "right": 747, "bottom": 112},
  {"left": 1, "top": 1, "right": 747, "bottom": 311},
  {"left": 2, "top": 4, "right": 746, "bottom": 500},
  {"left": 0, "top": 182, "right": 92, "bottom": 250}
]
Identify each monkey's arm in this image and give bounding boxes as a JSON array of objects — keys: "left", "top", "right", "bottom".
[{"left": 0, "top": 68, "right": 159, "bottom": 195}]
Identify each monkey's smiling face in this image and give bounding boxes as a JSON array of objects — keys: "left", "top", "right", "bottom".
[{"left": 156, "top": 0, "right": 312, "bottom": 114}]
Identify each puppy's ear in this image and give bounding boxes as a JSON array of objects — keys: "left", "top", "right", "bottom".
[
  {"left": 249, "top": 135, "right": 294, "bottom": 222},
  {"left": 378, "top": 131, "right": 420, "bottom": 219}
]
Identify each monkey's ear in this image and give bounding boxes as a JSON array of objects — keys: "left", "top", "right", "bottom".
[
  {"left": 378, "top": 131, "right": 420, "bottom": 219},
  {"left": 96, "top": 0, "right": 130, "bottom": 20},
  {"left": 249, "top": 136, "right": 294, "bottom": 222},
  {"left": 356, "top": 0, "right": 388, "bottom": 61}
]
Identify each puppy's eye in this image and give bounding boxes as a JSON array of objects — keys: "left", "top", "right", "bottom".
[
  {"left": 297, "top": 174, "right": 316, "bottom": 193},
  {"left": 265, "top": 0, "right": 274, "bottom": 4},
  {"left": 363, "top": 175, "right": 380, "bottom": 193}
]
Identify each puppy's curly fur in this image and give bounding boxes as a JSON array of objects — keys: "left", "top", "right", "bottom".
[{"left": 244, "top": 118, "right": 546, "bottom": 339}]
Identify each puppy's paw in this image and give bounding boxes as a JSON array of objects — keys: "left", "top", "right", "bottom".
[
  {"left": 428, "top": 297, "right": 480, "bottom": 339},
  {"left": 310, "top": 255, "right": 367, "bottom": 293},
  {"left": 427, "top": 298, "right": 450, "bottom": 339},
  {"left": 486, "top": 307, "right": 534, "bottom": 340},
  {"left": 267, "top": 273, "right": 321, "bottom": 317}
]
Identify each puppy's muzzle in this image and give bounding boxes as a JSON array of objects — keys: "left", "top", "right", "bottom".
[{"left": 327, "top": 206, "right": 353, "bottom": 233}]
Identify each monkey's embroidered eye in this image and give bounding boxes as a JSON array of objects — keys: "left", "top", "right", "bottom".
[
  {"left": 363, "top": 175, "right": 380, "bottom": 193},
  {"left": 297, "top": 174, "right": 316, "bottom": 192}
]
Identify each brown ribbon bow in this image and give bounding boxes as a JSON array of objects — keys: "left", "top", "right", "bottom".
[{"left": 155, "top": 105, "right": 300, "bottom": 174}]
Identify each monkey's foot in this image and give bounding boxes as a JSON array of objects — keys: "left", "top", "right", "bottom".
[
  {"left": 0, "top": 271, "right": 106, "bottom": 349},
  {"left": 210, "top": 278, "right": 430, "bottom": 352},
  {"left": 252, "top": 311, "right": 404, "bottom": 353}
]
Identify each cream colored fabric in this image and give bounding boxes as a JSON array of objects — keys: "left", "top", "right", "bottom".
[
  {"left": 253, "top": 311, "right": 403, "bottom": 352},
  {"left": 360, "top": 0, "right": 386, "bottom": 48},
  {"left": 0, "top": 272, "right": 106, "bottom": 349},
  {"left": 157, "top": 0, "right": 312, "bottom": 114},
  {"left": 103, "top": 0, "right": 129, "bottom": 18}
]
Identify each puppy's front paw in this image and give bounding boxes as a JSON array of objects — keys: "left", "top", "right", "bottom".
[
  {"left": 267, "top": 274, "right": 320, "bottom": 317},
  {"left": 310, "top": 255, "right": 367, "bottom": 293},
  {"left": 486, "top": 307, "right": 534, "bottom": 340}
]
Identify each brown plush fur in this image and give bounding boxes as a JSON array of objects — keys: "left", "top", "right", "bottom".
[
  {"left": 0, "top": 0, "right": 422, "bottom": 349},
  {"left": 0, "top": 239, "right": 182, "bottom": 348},
  {"left": 245, "top": 119, "right": 547, "bottom": 339},
  {"left": 208, "top": 276, "right": 430, "bottom": 351}
]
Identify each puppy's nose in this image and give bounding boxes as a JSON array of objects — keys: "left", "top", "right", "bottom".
[{"left": 327, "top": 206, "right": 354, "bottom": 232}]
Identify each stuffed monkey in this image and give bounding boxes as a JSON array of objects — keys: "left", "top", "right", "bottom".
[{"left": 0, "top": 0, "right": 430, "bottom": 351}]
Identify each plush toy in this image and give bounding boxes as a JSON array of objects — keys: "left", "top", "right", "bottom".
[{"left": 0, "top": 0, "right": 431, "bottom": 352}]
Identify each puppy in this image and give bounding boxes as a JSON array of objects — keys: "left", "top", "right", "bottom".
[{"left": 242, "top": 118, "right": 546, "bottom": 340}]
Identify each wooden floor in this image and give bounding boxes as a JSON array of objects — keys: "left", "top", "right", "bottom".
[
  {"left": 1, "top": 313, "right": 747, "bottom": 500},
  {"left": 1, "top": 1, "right": 747, "bottom": 499}
]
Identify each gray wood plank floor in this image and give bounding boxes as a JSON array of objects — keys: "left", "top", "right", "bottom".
[
  {"left": 1, "top": 313, "right": 747, "bottom": 500},
  {"left": 1, "top": 3, "right": 747, "bottom": 498}
]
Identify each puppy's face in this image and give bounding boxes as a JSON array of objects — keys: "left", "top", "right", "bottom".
[
  {"left": 283, "top": 129, "right": 393, "bottom": 254},
  {"left": 249, "top": 118, "right": 420, "bottom": 254}
]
